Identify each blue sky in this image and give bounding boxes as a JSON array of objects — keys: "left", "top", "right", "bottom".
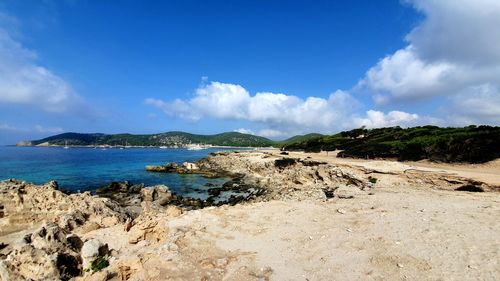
[{"left": 0, "top": 0, "right": 499, "bottom": 144}]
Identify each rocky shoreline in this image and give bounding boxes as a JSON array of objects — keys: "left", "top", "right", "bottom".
[{"left": 0, "top": 150, "right": 499, "bottom": 280}]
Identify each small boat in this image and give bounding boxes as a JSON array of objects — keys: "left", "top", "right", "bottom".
[
  {"left": 63, "top": 141, "right": 70, "bottom": 149},
  {"left": 159, "top": 146, "right": 169, "bottom": 149}
]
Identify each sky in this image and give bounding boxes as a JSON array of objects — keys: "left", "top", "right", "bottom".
[{"left": 0, "top": 0, "right": 499, "bottom": 144}]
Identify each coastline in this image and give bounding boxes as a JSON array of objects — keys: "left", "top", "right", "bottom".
[
  {"left": 13, "top": 144, "right": 278, "bottom": 150},
  {"left": 1, "top": 150, "right": 499, "bottom": 280}
]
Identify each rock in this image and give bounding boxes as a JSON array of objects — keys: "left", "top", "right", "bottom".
[
  {"left": 0, "top": 180, "right": 127, "bottom": 237},
  {"left": 58, "top": 210, "right": 86, "bottom": 231},
  {"left": 140, "top": 185, "right": 171, "bottom": 203},
  {"left": 165, "top": 205, "right": 182, "bottom": 217},
  {"left": 127, "top": 227, "right": 146, "bottom": 244},
  {"left": 124, "top": 218, "right": 133, "bottom": 232},
  {"left": 182, "top": 162, "right": 199, "bottom": 170},
  {"left": 127, "top": 203, "right": 170, "bottom": 244},
  {"left": 101, "top": 216, "right": 120, "bottom": 228},
  {"left": 274, "top": 158, "right": 298, "bottom": 168},
  {"left": 30, "top": 224, "right": 68, "bottom": 252},
  {"left": 107, "top": 181, "right": 131, "bottom": 192},
  {"left": 66, "top": 234, "right": 83, "bottom": 251},
  {"left": 82, "top": 269, "right": 112, "bottom": 281},
  {"left": 81, "top": 239, "right": 109, "bottom": 269},
  {"left": 145, "top": 163, "right": 178, "bottom": 173},
  {"left": 0, "top": 223, "right": 82, "bottom": 280},
  {"left": 334, "top": 184, "right": 363, "bottom": 199},
  {"left": 80, "top": 222, "right": 102, "bottom": 234},
  {"left": 0, "top": 246, "right": 62, "bottom": 280},
  {"left": 47, "top": 180, "right": 59, "bottom": 190}
]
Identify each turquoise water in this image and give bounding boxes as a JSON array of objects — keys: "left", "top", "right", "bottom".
[{"left": 0, "top": 146, "right": 240, "bottom": 196}]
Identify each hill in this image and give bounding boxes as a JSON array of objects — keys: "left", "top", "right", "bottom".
[
  {"left": 20, "top": 131, "right": 274, "bottom": 147},
  {"left": 281, "top": 125, "right": 500, "bottom": 163},
  {"left": 277, "top": 133, "right": 324, "bottom": 147}
]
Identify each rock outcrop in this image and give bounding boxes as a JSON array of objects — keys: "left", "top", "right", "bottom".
[
  {"left": 0, "top": 224, "right": 82, "bottom": 281},
  {"left": 198, "top": 152, "right": 370, "bottom": 201},
  {"left": 0, "top": 180, "right": 127, "bottom": 237}
]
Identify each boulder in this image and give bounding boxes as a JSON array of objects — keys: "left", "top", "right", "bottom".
[
  {"left": 81, "top": 239, "right": 109, "bottom": 269},
  {"left": 182, "top": 162, "right": 199, "bottom": 170},
  {"left": 140, "top": 185, "right": 172, "bottom": 204}
]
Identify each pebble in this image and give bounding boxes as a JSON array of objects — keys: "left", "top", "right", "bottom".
[
  {"left": 337, "top": 208, "right": 346, "bottom": 214},
  {"left": 346, "top": 228, "right": 353, "bottom": 232},
  {"left": 397, "top": 263, "right": 404, "bottom": 268}
]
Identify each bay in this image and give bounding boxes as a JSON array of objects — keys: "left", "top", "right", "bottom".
[{"left": 0, "top": 146, "right": 241, "bottom": 198}]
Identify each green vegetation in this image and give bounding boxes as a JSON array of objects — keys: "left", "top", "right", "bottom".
[
  {"left": 277, "top": 133, "right": 324, "bottom": 147},
  {"left": 88, "top": 256, "right": 109, "bottom": 273},
  {"left": 281, "top": 125, "right": 500, "bottom": 163},
  {"left": 21, "top": 126, "right": 500, "bottom": 163},
  {"left": 368, "top": 176, "right": 377, "bottom": 184},
  {"left": 26, "top": 131, "right": 274, "bottom": 147}
]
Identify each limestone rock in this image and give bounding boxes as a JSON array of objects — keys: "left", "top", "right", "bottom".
[
  {"left": 0, "top": 179, "right": 127, "bottom": 238},
  {"left": 333, "top": 184, "right": 364, "bottom": 199},
  {"left": 182, "top": 162, "right": 199, "bottom": 170},
  {"left": 0, "top": 224, "right": 82, "bottom": 280},
  {"left": 81, "top": 239, "right": 109, "bottom": 269}
]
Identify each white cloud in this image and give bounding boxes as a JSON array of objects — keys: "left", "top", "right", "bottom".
[
  {"left": 407, "top": 0, "right": 500, "bottom": 65},
  {"left": 354, "top": 110, "right": 420, "bottom": 128},
  {"left": 360, "top": 0, "right": 500, "bottom": 123},
  {"left": 256, "top": 129, "right": 288, "bottom": 139},
  {"left": 447, "top": 83, "right": 500, "bottom": 125},
  {"left": 0, "top": 27, "right": 82, "bottom": 112},
  {"left": 147, "top": 82, "right": 360, "bottom": 134},
  {"left": 362, "top": 46, "right": 456, "bottom": 100},
  {"left": 35, "top": 124, "right": 63, "bottom": 133},
  {"left": 234, "top": 128, "right": 255, "bottom": 135}
]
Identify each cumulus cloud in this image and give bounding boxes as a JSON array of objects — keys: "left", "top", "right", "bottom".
[
  {"left": 0, "top": 27, "right": 82, "bottom": 112},
  {"left": 447, "top": 84, "right": 500, "bottom": 125},
  {"left": 147, "top": 81, "right": 429, "bottom": 137},
  {"left": 146, "top": 81, "right": 360, "bottom": 135},
  {"left": 360, "top": 0, "right": 500, "bottom": 124},
  {"left": 354, "top": 110, "right": 420, "bottom": 128},
  {"left": 234, "top": 128, "right": 255, "bottom": 135}
]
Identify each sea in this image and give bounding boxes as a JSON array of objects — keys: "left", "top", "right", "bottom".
[{"left": 0, "top": 146, "right": 245, "bottom": 198}]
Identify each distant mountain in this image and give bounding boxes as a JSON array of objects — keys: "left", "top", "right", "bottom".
[
  {"left": 281, "top": 125, "right": 500, "bottom": 163},
  {"left": 20, "top": 131, "right": 275, "bottom": 147}
]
